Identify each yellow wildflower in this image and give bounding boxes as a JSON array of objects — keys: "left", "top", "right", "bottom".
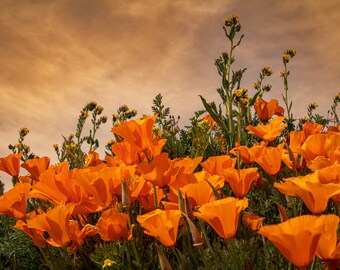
[{"left": 102, "top": 259, "right": 116, "bottom": 269}]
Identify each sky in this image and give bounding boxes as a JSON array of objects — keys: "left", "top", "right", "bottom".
[{"left": 0, "top": 0, "right": 339, "bottom": 189}]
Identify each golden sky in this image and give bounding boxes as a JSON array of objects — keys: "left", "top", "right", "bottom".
[{"left": 0, "top": 0, "right": 339, "bottom": 189}]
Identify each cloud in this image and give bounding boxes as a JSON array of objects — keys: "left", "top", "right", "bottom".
[{"left": 0, "top": 0, "right": 339, "bottom": 190}]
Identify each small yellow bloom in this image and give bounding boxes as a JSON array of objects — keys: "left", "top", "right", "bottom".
[
  {"left": 285, "top": 48, "right": 296, "bottom": 58},
  {"left": 262, "top": 66, "right": 273, "bottom": 76},
  {"left": 19, "top": 127, "right": 30, "bottom": 137},
  {"left": 102, "top": 259, "right": 116, "bottom": 269},
  {"left": 81, "top": 111, "right": 89, "bottom": 119},
  {"left": 96, "top": 105, "right": 104, "bottom": 114},
  {"left": 282, "top": 53, "right": 290, "bottom": 63}
]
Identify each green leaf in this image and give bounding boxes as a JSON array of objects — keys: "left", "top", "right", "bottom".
[
  {"left": 249, "top": 91, "right": 261, "bottom": 107},
  {"left": 199, "top": 95, "right": 228, "bottom": 131}
]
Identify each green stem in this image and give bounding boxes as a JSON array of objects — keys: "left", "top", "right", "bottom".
[
  {"left": 130, "top": 241, "right": 141, "bottom": 268},
  {"left": 310, "top": 257, "right": 316, "bottom": 270},
  {"left": 226, "top": 39, "right": 235, "bottom": 142},
  {"left": 237, "top": 103, "right": 242, "bottom": 145},
  {"left": 198, "top": 219, "right": 214, "bottom": 253},
  {"left": 226, "top": 239, "right": 242, "bottom": 270},
  {"left": 171, "top": 247, "right": 182, "bottom": 267},
  {"left": 123, "top": 240, "right": 132, "bottom": 268}
]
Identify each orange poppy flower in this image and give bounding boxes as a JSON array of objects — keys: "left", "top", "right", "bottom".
[
  {"left": 14, "top": 216, "right": 46, "bottom": 247},
  {"left": 288, "top": 130, "right": 306, "bottom": 152},
  {"left": 297, "top": 133, "right": 340, "bottom": 169},
  {"left": 315, "top": 214, "right": 340, "bottom": 261},
  {"left": 25, "top": 204, "right": 75, "bottom": 248},
  {"left": 137, "top": 180, "right": 165, "bottom": 212},
  {"left": 111, "top": 115, "right": 167, "bottom": 161},
  {"left": 139, "top": 153, "right": 180, "bottom": 188},
  {"left": 224, "top": 167, "right": 259, "bottom": 198},
  {"left": 168, "top": 174, "right": 224, "bottom": 208},
  {"left": 0, "top": 153, "right": 22, "bottom": 177},
  {"left": 21, "top": 156, "right": 50, "bottom": 181},
  {"left": 327, "top": 125, "right": 340, "bottom": 133},
  {"left": 0, "top": 182, "right": 31, "bottom": 219},
  {"left": 68, "top": 222, "right": 98, "bottom": 253},
  {"left": 84, "top": 151, "right": 103, "bottom": 167},
  {"left": 73, "top": 168, "right": 114, "bottom": 211},
  {"left": 229, "top": 142, "right": 267, "bottom": 165},
  {"left": 111, "top": 141, "right": 141, "bottom": 165},
  {"left": 201, "top": 114, "right": 218, "bottom": 128},
  {"left": 96, "top": 208, "right": 128, "bottom": 241},
  {"left": 105, "top": 155, "right": 125, "bottom": 167},
  {"left": 229, "top": 145, "right": 254, "bottom": 165},
  {"left": 29, "top": 164, "right": 101, "bottom": 214},
  {"left": 246, "top": 116, "right": 287, "bottom": 142},
  {"left": 254, "top": 144, "right": 283, "bottom": 175},
  {"left": 317, "top": 164, "right": 340, "bottom": 184},
  {"left": 274, "top": 172, "right": 340, "bottom": 214},
  {"left": 302, "top": 122, "right": 323, "bottom": 136},
  {"left": 201, "top": 155, "right": 236, "bottom": 176},
  {"left": 308, "top": 146, "right": 340, "bottom": 171},
  {"left": 29, "top": 165, "right": 77, "bottom": 204},
  {"left": 258, "top": 215, "right": 329, "bottom": 268},
  {"left": 254, "top": 98, "right": 284, "bottom": 123},
  {"left": 137, "top": 209, "right": 182, "bottom": 247},
  {"left": 173, "top": 156, "right": 203, "bottom": 175},
  {"left": 194, "top": 197, "right": 248, "bottom": 240},
  {"left": 242, "top": 212, "right": 264, "bottom": 232}
]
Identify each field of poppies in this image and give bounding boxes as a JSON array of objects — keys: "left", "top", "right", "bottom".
[{"left": 0, "top": 14, "right": 339, "bottom": 270}]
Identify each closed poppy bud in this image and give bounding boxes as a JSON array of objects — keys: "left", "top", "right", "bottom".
[
  {"left": 121, "top": 181, "right": 130, "bottom": 209},
  {"left": 184, "top": 193, "right": 194, "bottom": 219},
  {"left": 156, "top": 244, "right": 172, "bottom": 270},
  {"left": 183, "top": 213, "right": 204, "bottom": 247},
  {"left": 275, "top": 202, "right": 289, "bottom": 222},
  {"left": 177, "top": 189, "right": 185, "bottom": 213}
]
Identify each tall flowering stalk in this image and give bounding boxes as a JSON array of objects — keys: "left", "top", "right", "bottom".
[
  {"left": 200, "top": 14, "right": 246, "bottom": 150},
  {"left": 281, "top": 48, "right": 297, "bottom": 131}
]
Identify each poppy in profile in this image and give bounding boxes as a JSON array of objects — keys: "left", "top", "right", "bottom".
[
  {"left": 137, "top": 209, "right": 182, "bottom": 247},
  {"left": 315, "top": 214, "right": 340, "bottom": 261},
  {"left": 194, "top": 197, "right": 248, "bottom": 240},
  {"left": 254, "top": 144, "right": 283, "bottom": 175},
  {"left": 168, "top": 174, "right": 224, "bottom": 208},
  {"left": 0, "top": 153, "right": 22, "bottom": 177},
  {"left": 274, "top": 173, "right": 340, "bottom": 214},
  {"left": 0, "top": 182, "right": 31, "bottom": 219},
  {"left": 201, "top": 155, "right": 236, "bottom": 177},
  {"left": 242, "top": 212, "right": 264, "bottom": 232},
  {"left": 224, "top": 167, "right": 259, "bottom": 198},
  {"left": 246, "top": 116, "right": 287, "bottom": 142},
  {"left": 258, "top": 215, "right": 330, "bottom": 268}
]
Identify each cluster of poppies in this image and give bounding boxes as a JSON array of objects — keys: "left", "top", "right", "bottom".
[{"left": 0, "top": 97, "right": 339, "bottom": 269}]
